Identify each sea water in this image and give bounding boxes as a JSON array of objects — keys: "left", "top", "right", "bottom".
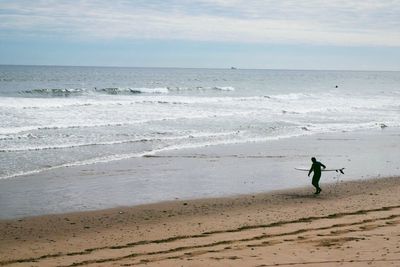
[{"left": 1, "top": 65, "right": 399, "bottom": 179}]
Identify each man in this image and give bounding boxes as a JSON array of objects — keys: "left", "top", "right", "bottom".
[{"left": 308, "top": 157, "right": 326, "bottom": 194}]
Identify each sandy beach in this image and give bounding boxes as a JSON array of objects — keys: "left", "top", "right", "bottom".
[
  {"left": 1, "top": 2, "right": 400, "bottom": 266},
  {"left": 1, "top": 176, "right": 399, "bottom": 266}
]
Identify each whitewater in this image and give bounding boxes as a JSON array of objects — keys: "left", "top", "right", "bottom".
[{"left": 1, "top": 65, "right": 399, "bottom": 179}]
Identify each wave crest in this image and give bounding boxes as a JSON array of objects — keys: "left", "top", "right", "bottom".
[
  {"left": 19, "top": 86, "right": 235, "bottom": 96},
  {"left": 95, "top": 87, "right": 169, "bottom": 94},
  {"left": 23, "top": 88, "right": 85, "bottom": 96}
]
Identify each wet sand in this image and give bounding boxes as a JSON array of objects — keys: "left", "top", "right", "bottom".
[
  {"left": 1, "top": 128, "right": 399, "bottom": 219},
  {"left": 1, "top": 176, "right": 400, "bottom": 266}
]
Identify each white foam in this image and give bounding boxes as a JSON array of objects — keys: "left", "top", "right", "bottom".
[
  {"left": 0, "top": 111, "right": 245, "bottom": 135},
  {"left": 0, "top": 96, "right": 95, "bottom": 109},
  {"left": 166, "top": 86, "right": 235, "bottom": 92},
  {"left": 0, "top": 131, "right": 239, "bottom": 152},
  {"left": 1, "top": 91, "right": 398, "bottom": 137},
  {"left": 212, "top": 86, "right": 235, "bottom": 91},
  {"left": 1, "top": 88, "right": 400, "bottom": 181},
  {"left": 0, "top": 126, "right": 44, "bottom": 135},
  {"left": 128, "top": 87, "right": 169, "bottom": 94},
  {"left": 0, "top": 131, "right": 304, "bottom": 180}
]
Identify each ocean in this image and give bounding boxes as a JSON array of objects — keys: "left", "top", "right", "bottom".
[{"left": 1, "top": 65, "right": 400, "bottom": 180}]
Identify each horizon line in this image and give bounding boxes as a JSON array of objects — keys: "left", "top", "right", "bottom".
[{"left": 0, "top": 63, "right": 399, "bottom": 73}]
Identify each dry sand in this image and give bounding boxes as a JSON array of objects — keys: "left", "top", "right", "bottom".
[{"left": 1, "top": 176, "right": 400, "bottom": 266}]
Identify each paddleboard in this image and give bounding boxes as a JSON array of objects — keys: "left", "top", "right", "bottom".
[{"left": 295, "top": 167, "right": 345, "bottom": 174}]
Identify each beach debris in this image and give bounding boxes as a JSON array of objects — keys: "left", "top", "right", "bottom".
[
  {"left": 119, "top": 211, "right": 124, "bottom": 214},
  {"left": 380, "top": 123, "right": 388, "bottom": 129},
  {"left": 335, "top": 169, "right": 345, "bottom": 174},
  {"left": 301, "top": 127, "right": 309, "bottom": 131}
]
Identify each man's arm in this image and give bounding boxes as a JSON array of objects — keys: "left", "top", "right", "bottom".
[
  {"left": 321, "top": 163, "right": 326, "bottom": 169},
  {"left": 308, "top": 165, "right": 313, "bottom": 176}
]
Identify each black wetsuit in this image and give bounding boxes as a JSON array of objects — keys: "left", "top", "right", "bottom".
[{"left": 309, "top": 161, "right": 326, "bottom": 193}]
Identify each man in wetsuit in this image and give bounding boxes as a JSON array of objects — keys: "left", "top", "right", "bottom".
[{"left": 308, "top": 157, "right": 326, "bottom": 194}]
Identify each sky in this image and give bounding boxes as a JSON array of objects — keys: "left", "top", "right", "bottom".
[{"left": 0, "top": 0, "right": 399, "bottom": 70}]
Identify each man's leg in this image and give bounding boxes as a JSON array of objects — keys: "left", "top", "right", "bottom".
[{"left": 312, "top": 175, "right": 321, "bottom": 194}]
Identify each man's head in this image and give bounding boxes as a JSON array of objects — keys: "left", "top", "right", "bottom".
[{"left": 311, "top": 157, "right": 316, "bottom": 163}]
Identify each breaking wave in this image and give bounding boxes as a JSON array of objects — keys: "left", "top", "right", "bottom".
[
  {"left": 95, "top": 87, "right": 169, "bottom": 94},
  {"left": 19, "top": 86, "right": 236, "bottom": 96}
]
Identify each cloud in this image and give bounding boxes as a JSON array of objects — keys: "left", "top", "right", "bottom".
[{"left": 0, "top": 0, "right": 399, "bottom": 46}]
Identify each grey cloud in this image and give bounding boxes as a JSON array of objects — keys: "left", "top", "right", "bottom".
[{"left": 0, "top": 0, "right": 399, "bottom": 46}]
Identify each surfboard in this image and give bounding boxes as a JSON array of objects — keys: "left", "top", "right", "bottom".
[{"left": 295, "top": 167, "right": 345, "bottom": 174}]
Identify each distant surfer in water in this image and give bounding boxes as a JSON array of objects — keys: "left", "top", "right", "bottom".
[{"left": 308, "top": 157, "right": 326, "bottom": 194}]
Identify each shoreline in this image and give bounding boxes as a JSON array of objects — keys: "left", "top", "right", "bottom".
[
  {"left": 1, "top": 176, "right": 400, "bottom": 266},
  {"left": 0, "top": 174, "right": 394, "bottom": 222},
  {"left": 0, "top": 174, "right": 392, "bottom": 222},
  {"left": 1, "top": 127, "right": 399, "bottom": 219}
]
